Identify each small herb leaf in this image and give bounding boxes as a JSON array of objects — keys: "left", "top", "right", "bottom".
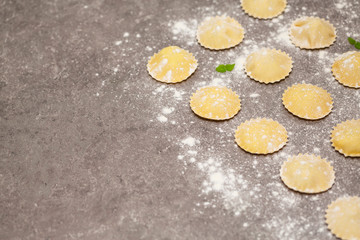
[
  {"left": 216, "top": 64, "right": 227, "bottom": 73},
  {"left": 348, "top": 37, "right": 356, "bottom": 45},
  {"left": 225, "top": 64, "right": 235, "bottom": 71},
  {"left": 355, "top": 42, "right": 360, "bottom": 50}
]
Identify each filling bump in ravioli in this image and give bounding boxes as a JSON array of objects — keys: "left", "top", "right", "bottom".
[{"left": 147, "top": 46, "right": 198, "bottom": 83}]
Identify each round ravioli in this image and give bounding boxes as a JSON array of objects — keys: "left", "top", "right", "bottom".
[
  {"left": 241, "top": 0, "right": 286, "bottom": 19},
  {"left": 280, "top": 154, "right": 335, "bottom": 194},
  {"left": 197, "top": 16, "right": 244, "bottom": 50},
  {"left": 147, "top": 46, "right": 198, "bottom": 83},
  {"left": 332, "top": 51, "right": 360, "bottom": 88},
  {"left": 190, "top": 86, "right": 241, "bottom": 120},
  {"left": 235, "top": 118, "right": 288, "bottom": 154},
  {"left": 282, "top": 84, "right": 333, "bottom": 120},
  {"left": 290, "top": 17, "right": 336, "bottom": 49},
  {"left": 331, "top": 119, "right": 360, "bottom": 157},
  {"left": 245, "top": 48, "right": 293, "bottom": 84},
  {"left": 326, "top": 196, "right": 360, "bottom": 240}
]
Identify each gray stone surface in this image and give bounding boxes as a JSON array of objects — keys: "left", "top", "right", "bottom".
[{"left": 1, "top": 0, "right": 359, "bottom": 239}]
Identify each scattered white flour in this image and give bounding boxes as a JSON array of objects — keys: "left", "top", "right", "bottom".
[
  {"left": 169, "top": 19, "right": 198, "bottom": 45},
  {"left": 181, "top": 137, "right": 198, "bottom": 147},
  {"left": 136, "top": 33, "right": 141, "bottom": 38},
  {"left": 335, "top": 1, "right": 347, "bottom": 9},
  {"left": 145, "top": 46, "right": 152, "bottom": 51},
  {"left": 115, "top": 41, "right": 122, "bottom": 46},
  {"left": 233, "top": 55, "right": 247, "bottom": 77},
  {"left": 198, "top": 158, "right": 250, "bottom": 215},
  {"left": 250, "top": 93, "right": 260, "bottom": 98},
  {"left": 209, "top": 78, "right": 229, "bottom": 86},
  {"left": 123, "top": 32, "right": 129, "bottom": 37},
  {"left": 162, "top": 107, "right": 175, "bottom": 115},
  {"left": 157, "top": 115, "right": 168, "bottom": 123},
  {"left": 313, "top": 147, "right": 320, "bottom": 153},
  {"left": 274, "top": 24, "right": 292, "bottom": 47}
]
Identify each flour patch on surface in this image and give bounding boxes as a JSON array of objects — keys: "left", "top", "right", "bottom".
[{"left": 169, "top": 19, "right": 198, "bottom": 45}]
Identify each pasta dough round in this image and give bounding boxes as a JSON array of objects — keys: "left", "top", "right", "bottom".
[
  {"left": 331, "top": 119, "right": 360, "bottom": 157},
  {"left": 282, "top": 84, "right": 333, "bottom": 120},
  {"left": 197, "top": 16, "right": 244, "bottom": 50},
  {"left": 326, "top": 196, "right": 360, "bottom": 240},
  {"left": 332, "top": 51, "right": 360, "bottom": 88},
  {"left": 190, "top": 86, "right": 241, "bottom": 120},
  {"left": 241, "top": 0, "right": 286, "bottom": 19},
  {"left": 280, "top": 154, "right": 335, "bottom": 194},
  {"left": 147, "top": 46, "right": 198, "bottom": 83},
  {"left": 235, "top": 118, "right": 288, "bottom": 154},
  {"left": 290, "top": 17, "right": 336, "bottom": 49},
  {"left": 245, "top": 48, "right": 293, "bottom": 84}
]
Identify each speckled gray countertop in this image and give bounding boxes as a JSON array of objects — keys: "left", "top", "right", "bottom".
[{"left": 1, "top": 0, "right": 360, "bottom": 239}]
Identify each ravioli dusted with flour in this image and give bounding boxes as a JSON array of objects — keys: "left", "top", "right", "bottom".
[
  {"left": 290, "top": 17, "right": 336, "bottom": 49},
  {"left": 332, "top": 51, "right": 360, "bottom": 88},
  {"left": 331, "top": 119, "right": 360, "bottom": 157},
  {"left": 245, "top": 48, "right": 292, "bottom": 84},
  {"left": 190, "top": 86, "right": 241, "bottom": 120},
  {"left": 235, "top": 118, "right": 288, "bottom": 154},
  {"left": 326, "top": 196, "right": 360, "bottom": 240},
  {"left": 282, "top": 84, "right": 333, "bottom": 120},
  {"left": 147, "top": 46, "right": 198, "bottom": 83},
  {"left": 241, "top": 0, "right": 286, "bottom": 19},
  {"left": 280, "top": 154, "right": 335, "bottom": 194},
  {"left": 197, "top": 16, "right": 244, "bottom": 50}
]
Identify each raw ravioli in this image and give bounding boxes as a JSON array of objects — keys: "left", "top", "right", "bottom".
[
  {"left": 147, "top": 46, "right": 198, "bottom": 83},
  {"left": 197, "top": 16, "right": 244, "bottom": 50},
  {"left": 190, "top": 86, "right": 241, "bottom": 120},
  {"left": 235, "top": 118, "right": 288, "bottom": 154},
  {"left": 331, "top": 119, "right": 360, "bottom": 157},
  {"left": 332, "top": 51, "right": 360, "bottom": 88},
  {"left": 241, "top": 0, "right": 287, "bottom": 19},
  {"left": 280, "top": 154, "right": 335, "bottom": 193},
  {"left": 290, "top": 17, "right": 336, "bottom": 49},
  {"left": 326, "top": 196, "right": 360, "bottom": 240},
  {"left": 245, "top": 48, "right": 292, "bottom": 84},
  {"left": 282, "top": 84, "right": 333, "bottom": 120}
]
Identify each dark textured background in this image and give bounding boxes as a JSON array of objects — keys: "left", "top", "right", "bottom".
[{"left": 1, "top": 0, "right": 359, "bottom": 239}]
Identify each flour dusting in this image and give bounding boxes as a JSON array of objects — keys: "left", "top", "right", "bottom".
[
  {"left": 198, "top": 158, "right": 251, "bottom": 215},
  {"left": 169, "top": 19, "right": 198, "bottom": 45}
]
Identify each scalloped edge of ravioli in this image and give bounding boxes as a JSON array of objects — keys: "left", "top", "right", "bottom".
[
  {"left": 325, "top": 196, "right": 360, "bottom": 240},
  {"left": 197, "top": 16, "right": 244, "bottom": 50},
  {"left": 280, "top": 154, "right": 335, "bottom": 194},
  {"left": 331, "top": 119, "right": 360, "bottom": 157},
  {"left": 282, "top": 83, "right": 333, "bottom": 120},
  {"left": 332, "top": 51, "right": 360, "bottom": 88},
  {"left": 289, "top": 17, "right": 336, "bottom": 49},
  {"left": 234, "top": 118, "right": 288, "bottom": 154},
  {"left": 147, "top": 46, "right": 198, "bottom": 83},
  {"left": 241, "top": 0, "right": 287, "bottom": 19},
  {"left": 190, "top": 86, "right": 241, "bottom": 120},
  {"left": 245, "top": 48, "right": 293, "bottom": 84}
]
